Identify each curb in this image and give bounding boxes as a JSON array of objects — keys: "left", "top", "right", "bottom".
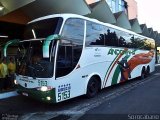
[
  {"left": 155, "top": 64, "right": 160, "bottom": 66},
  {"left": 0, "top": 91, "right": 18, "bottom": 100}
]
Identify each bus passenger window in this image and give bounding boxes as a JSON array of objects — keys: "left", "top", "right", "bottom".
[
  {"left": 56, "top": 18, "right": 84, "bottom": 78},
  {"left": 86, "top": 21, "right": 105, "bottom": 46},
  {"left": 104, "top": 29, "right": 119, "bottom": 47}
]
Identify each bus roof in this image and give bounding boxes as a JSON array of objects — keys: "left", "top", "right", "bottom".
[{"left": 28, "top": 13, "right": 154, "bottom": 41}]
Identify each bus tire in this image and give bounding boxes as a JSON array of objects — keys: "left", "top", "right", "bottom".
[
  {"left": 86, "top": 77, "right": 100, "bottom": 98},
  {"left": 140, "top": 67, "right": 145, "bottom": 79},
  {"left": 145, "top": 66, "right": 150, "bottom": 77}
]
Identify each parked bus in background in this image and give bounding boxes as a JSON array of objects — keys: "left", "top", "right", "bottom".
[{"left": 6, "top": 14, "right": 155, "bottom": 103}]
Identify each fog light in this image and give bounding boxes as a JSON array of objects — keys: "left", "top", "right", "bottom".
[
  {"left": 40, "top": 86, "right": 48, "bottom": 91},
  {"left": 37, "top": 86, "right": 53, "bottom": 91},
  {"left": 46, "top": 96, "right": 51, "bottom": 100}
]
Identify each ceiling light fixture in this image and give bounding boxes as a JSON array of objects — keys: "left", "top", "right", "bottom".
[
  {"left": 0, "top": 35, "right": 8, "bottom": 38},
  {"left": 0, "top": 2, "right": 4, "bottom": 11},
  {"left": 0, "top": 6, "right": 4, "bottom": 11}
]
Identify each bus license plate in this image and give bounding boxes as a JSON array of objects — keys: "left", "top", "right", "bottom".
[{"left": 22, "top": 92, "right": 28, "bottom": 96}]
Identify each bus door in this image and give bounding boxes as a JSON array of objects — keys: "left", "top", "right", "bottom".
[{"left": 56, "top": 40, "right": 83, "bottom": 78}]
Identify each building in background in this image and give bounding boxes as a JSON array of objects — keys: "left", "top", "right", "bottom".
[
  {"left": 86, "top": 0, "right": 127, "bottom": 13},
  {"left": 86, "top": 0, "right": 97, "bottom": 4},
  {"left": 86, "top": 0, "right": 137, "bottom": 19},
  {"left": 105, "top": 0, "right": 126, "bottom": 13},
  {"left": 126, "top": 0, "right": 138, "bottom": 19}
]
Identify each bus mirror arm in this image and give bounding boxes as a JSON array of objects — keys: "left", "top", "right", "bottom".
[
  {"left": 43, "top": 34, "right": 61, "bottom": 58},
  {"left": 3, "top": 39, "right": 20, "bottom": 57},
  {"left": 45, "top": 34, "right": 61, "bottom": 42}
]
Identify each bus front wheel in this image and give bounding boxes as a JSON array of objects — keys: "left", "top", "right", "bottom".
[{"left": 86, "top": 77, "right": 100, "bottom": 98}]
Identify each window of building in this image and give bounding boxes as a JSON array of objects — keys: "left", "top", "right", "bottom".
[
  {"left": 106, "top": 0, "right": 116, "bottom": 13},
  {"left": 111, "top": 0, "right": 116, "bottom": 13},
  {"left": 118, "top": 0, "right": 125, "bottom": 11},
  {"left": 107, "top": 0, "right": 125, "bottom": 13}
]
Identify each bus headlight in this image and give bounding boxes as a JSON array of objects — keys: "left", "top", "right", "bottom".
[
  {"left": 14, "top": 80, "right": 18, "bottom": 85},
  {"left": 37, "top": 86, "right": 53, "bottom": 91},
  {"left": 40, "top": 86, "right": 48, "bottom": 91},
  {"left": 46, "top": 96, "right": 51, "bottom": 100}
]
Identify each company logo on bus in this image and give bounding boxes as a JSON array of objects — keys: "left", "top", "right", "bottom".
[{"left": 108, "top": 48, "right": 135, "bottom": 56}]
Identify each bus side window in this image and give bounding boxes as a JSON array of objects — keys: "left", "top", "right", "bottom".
[
  {"left": 73, "top": 45, "right": 82, "bottom": 67},
  {"left": 86, "top": 21, "right": 105, "bottom": 46},
  {"left": 56, "top": 45, "right": 72, "bottom": 78},
  {"left": 104, "top": 28, "right": 119, "bottom": 47},
  {"left": 56, "top": 18, "right": 84, "bottom": 78}
]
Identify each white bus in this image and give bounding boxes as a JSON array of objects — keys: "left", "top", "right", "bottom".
[{"left": 10, "top": 14, "right": 155, "bottom": 103}]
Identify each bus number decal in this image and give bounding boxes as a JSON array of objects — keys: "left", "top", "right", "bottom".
[
  {"left": 38, "top": 80, "right": 47, "bottom": 86},
  {"left": 57, "top": 84, "right": 71, "bottom": 101}
]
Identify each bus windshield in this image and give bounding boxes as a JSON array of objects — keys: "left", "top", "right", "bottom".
[
  {"left": 16, "top": 17, "right": 63, "bottom": 78},
  {"left": 16, "top": 40, "right": 55, "bottom": 78},
  {"left": 23, "top": 17, "right": 63, "bottom": 40}
]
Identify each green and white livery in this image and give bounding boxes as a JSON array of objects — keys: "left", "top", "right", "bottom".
[{"left": 7, "top": 14, "right": 155, "bottom": 103}]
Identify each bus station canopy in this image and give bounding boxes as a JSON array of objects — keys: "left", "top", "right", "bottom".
[
  {"left": 148, "top": 28, "right": 154, "bottom": 39},
  {"left": 129, "top": 18, "right": 142, "bottom": 33},
  {"left": 0, "top": 0, "right": 91, "bottom": 22},
  {"left": 158, "top": 33, "right": 160, "bottom": 41},
  {"left": 22, "top": 0, "right": 91, "bottom": 19},
  {"left": 0, "top": 0, "right": 35, "bottom": 15},
  {"left": 114, "top": 11, "right": 131, "bottom": 30},
  {"left": 154, "top": 31, "right": 158, "bottom": 38},
  {"left": 153, "top": 31, "right": 160, "bottom": 44},
  {"left": 86, "top": 0, "right": 116, "bottom": 24},
  {"left": 154, "top": 32, "right": 160, "bottom": 45},
  {"left": 158, "top": 34, "right": 160, "bottom": 45},
  {"left": 140, "top": 24, "right": 150, "bottom": 37}
]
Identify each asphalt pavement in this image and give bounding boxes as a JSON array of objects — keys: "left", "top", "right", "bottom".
[{"left": 79, "top": 66, "right": 160, "bottom": 120}]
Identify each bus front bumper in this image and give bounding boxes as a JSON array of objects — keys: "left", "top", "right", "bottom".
[{"left": 17, "top": 85, "right": 56, "bottom": 103}]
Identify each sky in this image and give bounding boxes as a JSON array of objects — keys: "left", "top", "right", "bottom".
[{"left": 135, "top": 0, "right": 160, "bottom": 32}]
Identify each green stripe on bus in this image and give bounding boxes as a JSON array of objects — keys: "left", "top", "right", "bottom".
[
  {"left": 17, "top": 85, "right": 56, "bottom": 103},
  {"left": 103, "top": 54, "right": 119, "bottom": 88},
  {"left": 111, "top": 55, "right": 130, "bottom": 85},
  {"left": 111, "top": 67, "right": 121, "bottom": 85}
]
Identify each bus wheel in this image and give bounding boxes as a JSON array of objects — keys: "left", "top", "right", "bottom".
[
  {"left": 140, "top": 68, "right": 145, "bottom": 79},
  {"left": 86, "top": 77, "right": 100, "bottom": 98},
  {"left": 145, "top": 66, "right": 150, "bottom": 77}
]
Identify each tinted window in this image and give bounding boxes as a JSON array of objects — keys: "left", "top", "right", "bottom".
[
  {"left": 23, "top": 17, "right": 63, "bottom": 39},
  {"left": 16, "top": 41, "right": 54, "bottom": 78},
  {"left": 56, "top": 18, "right": 84, "bottom": 78},
  {"left": 86, "top": 21, "right": 120, "bottom": 47},
  {"left": 131, "top": 35, "right": 144, "bottom": 49},
  {"left": 86, "top": 21, "right": 105, "bottom": 46},
  {"left": 143, "top": 38, "right": 155, "bottom": 50},
  {"left": 104, "top": 28, "right": 119, "bottom": 46},
  {"left": 61, "top": 18, "right": 84, "bottom": 45},
  {"left": 56, "top": 40, "right": 83, "bottom": 78},
  {"left": 116, "top": 31, "right": 133, "bottom": 48},
  {"left": 85, "top": 21, "right": 155, "bottom": 50}
]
